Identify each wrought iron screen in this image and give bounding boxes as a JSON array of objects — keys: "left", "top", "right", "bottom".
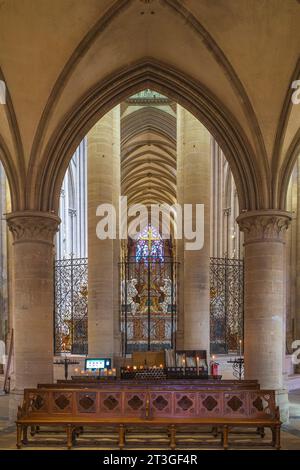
[
  {"left": 120, "top": 257, "right": 178, "bottom": 355},
  {"left": 210, "top": 257, "right": 244, "bottom": 354},
  {"left": 54, "top": 257, "right": 88, "bottom": 354},
  {"left": 54, "top": 256, "right": 243, "bottom": 356}
]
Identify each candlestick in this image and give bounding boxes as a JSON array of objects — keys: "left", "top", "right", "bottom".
[{"left": 211, "top": 355, "right": 216, "bottom": 377}]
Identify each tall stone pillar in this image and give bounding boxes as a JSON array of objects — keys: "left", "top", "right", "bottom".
[
  {"left": 295, "top": 157, "right": 300, "bottom": 353},
  {"left": 87, "top": 106, "right": 120, "bottom": 360},
  {"left": 177, "top": 105, "right": 211, "bottom": 353},
  {"left": 176, "top": 107, "right": 184, "bottom": 350},
  {"left": 0, "top": 165, "right": 8, "bottom": 346},
  {"left": 6, "top": 211, "right": 60, "bottom": 389},
  {"left": 113, "top": 113, "right": 121, "bottom": 358},
  {"left": 237, "top": 210, "right": 291, "bottom": 421}
]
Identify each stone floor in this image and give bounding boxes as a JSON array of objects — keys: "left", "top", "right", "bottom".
[{"left": 0, "top": 390, "right": 300, "bottom": 450}]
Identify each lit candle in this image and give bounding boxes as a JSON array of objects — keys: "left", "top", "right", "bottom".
[
  {"left": 133, "top": 365, "right": 137, "bottom": 371},
  {"left": 239, "top": 339, "right": 242, "bottom": 358},
  {"left": 112, "top": 368, "right": 116, "bottom": 376},
  {"left": 196, "top": 356, "right": 200, "bottom": 376},
  {"left": 182, "top": 358, "right": 186, "bottom": 375},
  {"left": 211, "top": 356, "right": 216, "bottom": 377},
  {"left": 159, "top": 364, "right": 163, "bottom": 369}
]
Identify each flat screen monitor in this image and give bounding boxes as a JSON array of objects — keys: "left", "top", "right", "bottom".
[{"left": 85, "top": 358, "right": 111, "bottom": 370}]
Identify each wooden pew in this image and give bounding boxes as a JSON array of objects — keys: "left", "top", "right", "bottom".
[
  {"left": 38, "top": 379, "right": 260, "bottom": 390},
  {"left": 35, "top": 379, "right": 261, "bottom": 437},
  {"left": 34, "top": 379, "right": 263, "bottom": 440},
  {"left": 16, "top": 386, "right": 280, "bottom": 450}
]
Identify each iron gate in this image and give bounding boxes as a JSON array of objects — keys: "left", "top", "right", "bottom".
[
  {"left": 54, "top": 257, "right": 243, "bottom": 356},
  {"left": 120, "top": 257, "right": 178, "bottom": 355},
  {"left": 210, "top": 257, "right": 244, "bottom": 354},
  {"left": 54, "top": 257, "right": 88, "bottom": 354}
]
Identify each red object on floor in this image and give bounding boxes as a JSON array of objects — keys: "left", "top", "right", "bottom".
[{"left": 210, "top": 362, "right": 219, "bottom": 376}]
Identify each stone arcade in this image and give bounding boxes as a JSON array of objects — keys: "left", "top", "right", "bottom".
[{"left": 0, "top": 0, "right": 300, "bottom": 451}]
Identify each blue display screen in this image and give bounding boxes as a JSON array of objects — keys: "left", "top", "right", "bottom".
[{"left": 85, "top": 358, "right": 111, "bottom": 370}]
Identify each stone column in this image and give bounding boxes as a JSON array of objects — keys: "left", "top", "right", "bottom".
[
  {"left": 112, "top": 110, "right": 121, "bottom": 358},
  {"left": 177, "top": 105, "right": 211, "bottom": 353},
  {"left": 0, "top": 164, "right": 8, "bottom": 346},
  {"left": 296, "top": 157, "right": 300, "bottom": 353},
  {"left": 6, "top": 211, "right": 60, "bottom": 389},
  {"left": 87, "top": 106, "right": 120, "bottom": 360},
  {"left": 237, "top": 210, "right": 291, "bottom": 421},
  {"left": 176, "top": 106, "right": 184, "bottom": 350},
  {"left": 285, "top": 167, "right": 296, "bottom": 360}
]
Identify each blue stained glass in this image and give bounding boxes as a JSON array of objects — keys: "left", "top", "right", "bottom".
[{"left": 135, "top": 225, "right": 164, "bottom": 262}]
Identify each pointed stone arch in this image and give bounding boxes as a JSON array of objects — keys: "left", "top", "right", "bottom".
[
  {"left": 0, "top": 135, "right": 20, "bottom": 211},
  {"left": 278, "top": 128, "right": 300, "bottom": 209},
  {"left": 32, "top": 59, "right": 262, "bottom": 213}
]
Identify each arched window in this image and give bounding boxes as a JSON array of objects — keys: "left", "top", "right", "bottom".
[{"left": 135, "top": 225, "right": 164, "bottom": 263}]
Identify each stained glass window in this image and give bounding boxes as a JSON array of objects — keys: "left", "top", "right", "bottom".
[{"left": 136, "top": 225, "right": 164, "bottom": 262}]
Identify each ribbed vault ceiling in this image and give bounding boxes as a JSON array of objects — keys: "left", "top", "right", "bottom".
[{"left": 121, "top": 103, "right": 176, "bottom": 208}]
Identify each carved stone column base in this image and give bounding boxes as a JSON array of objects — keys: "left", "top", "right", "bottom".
[{"left": 276, "top": 389, "right": 289, "bottom": 423}]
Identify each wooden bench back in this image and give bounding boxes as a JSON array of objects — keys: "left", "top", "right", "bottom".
[
  {"left": 20, "top": 387, "right": 276, "bottom": 421},
  {"left": 38, "top": 380, "right": 260, "bottom": 390}
]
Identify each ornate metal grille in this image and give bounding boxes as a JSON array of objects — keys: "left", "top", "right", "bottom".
[
  {"left": 54, "top": 257, "right": 88, "bottom": 354},
  {"left": 120, "top": 257, "right": 178, "bottom": 355},
  {"left": 54, "top": 256, "right": 243, "bottom": 356},
  {"left": 210, "top": 257, "right": 244, "bottom": 354}
]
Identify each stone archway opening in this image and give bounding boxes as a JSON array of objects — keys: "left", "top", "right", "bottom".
[
  {"left": 32, "top": 60, "right": 262, "bottom": 215},
  {"left": 53, "top": 86, "right": 244, "bottom": 371}
]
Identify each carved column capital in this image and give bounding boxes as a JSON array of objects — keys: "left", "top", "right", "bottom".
[
  {"left": 237, "top": 210, "right": 292, "bottom": 245},
  {"left": 6, "top": 211, "right": 61, "bottom": 245}
]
